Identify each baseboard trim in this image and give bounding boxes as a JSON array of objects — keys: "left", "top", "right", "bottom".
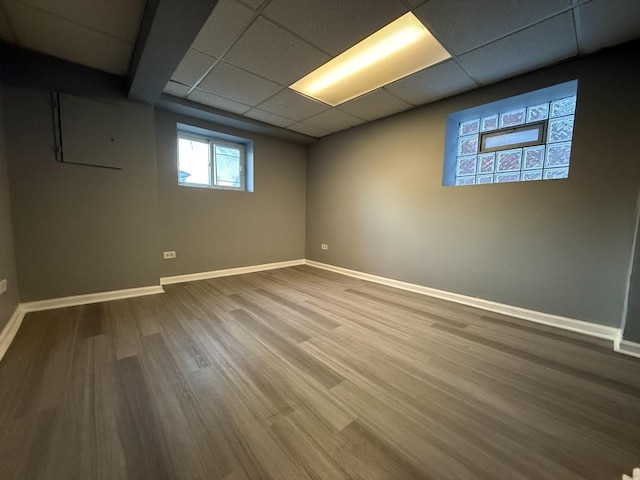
[
  {"left": 0, "top": 305, "right": 26, "bottom": 363},
  {"left": 2, "top": 259, "right": 630, "bottom": 362},
  {"left": 615, "top": 340, "right": 640, "bottom": 359},
  {"left": 21, "top": 285, "right": 165, "bottom": 313},
  {"left": 160, "top": 259, "right": 306, "bottom": 285},
  {"left": 305, "top": 260, "right": 620, "bottom": 342}
]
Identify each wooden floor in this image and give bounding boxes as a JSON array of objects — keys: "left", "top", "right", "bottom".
[{"left": 1, "top": 265, "right": 639, "bottom": 480}]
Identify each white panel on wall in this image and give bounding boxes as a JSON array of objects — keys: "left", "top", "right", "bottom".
[{"left": 58, "top": 93, "right": 125, "bottom": 169}]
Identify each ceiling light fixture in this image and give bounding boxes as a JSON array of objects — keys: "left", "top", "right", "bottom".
[{"left": 289, "top": 12, "right": 451, "bottom": 107}]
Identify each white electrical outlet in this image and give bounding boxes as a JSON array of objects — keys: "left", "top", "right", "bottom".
[
  {"left": 321, "top": 244, "right": 328, "bottom": 250},
  {"left": 163, "top": 251, "right": 177, "bottom": 259},
  {"left": 0, "top": 279, "right": 7, "bottom": 295}
]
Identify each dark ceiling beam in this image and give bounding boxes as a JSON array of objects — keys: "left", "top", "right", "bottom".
[
  {"left": 155, "top": 94, "right": 316, "bottom": 146},
  {"left": 0, "top": 41, "right": 126, "bottom": 99},
  {"left": 128, "top": 0, "right": 219, "bottom": 104}
]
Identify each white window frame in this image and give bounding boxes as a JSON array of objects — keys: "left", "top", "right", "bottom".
[{"left": 177, "top": 131, "right": 247, "bottom": 191}]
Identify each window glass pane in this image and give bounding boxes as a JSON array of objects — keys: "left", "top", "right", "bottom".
[
  {"left": 521, "top": 170, "right": 543, "bottom": 182},
  {"left": 456, "top": 155, "right": 477, "bottom": 176},
  {"left": 523, "top": 145, "right": 545, "bottom": 170},
  {"left": 477, "top": 174, "right": 493, "bottom": 184},
  {"left": 494, "top": 172, "right": 520, "bottom": 183},
  {"left": 457, "top": 134, "right": 478, "bottom": 156},
  {"left": 547, "top": 115, "right": 574, "bottom": 143},
  {"left": 545, "top": 142, "right": 572, "bottom": 168},
  {"left": 214, "top": 145, "right": 241, "bottom": 187},
  {"left": 178, "top": 137, "right": 210, "bottom": 185},
  {"left": 481, "top": 115, "right": 499, "bottom": 132},
  {"left": 526, "top": 103, "right": 549, "bottom": 123},
  {"left": 499, "top": 108, "right": 525, "bottom": 128},
  {"left": 459, "top": 119, "right": 480, "bottom": 136},
  {"left": 484, "top": 127, "right": 541, "bottom": 150},
  {"left": 550, "top": 96, "right": 576, "bottom": 117},
  {"left": 543, "top": 167, "right": 569, "bottom": 180},
  {"left": 455, "top": 176, "right": 475, "bottom": 186},
  {"left": 496, "top": 148, "right": 522, "bottom": 172},
  {"left": 478, "top": 152, "right": 495, "bottom": 174}
]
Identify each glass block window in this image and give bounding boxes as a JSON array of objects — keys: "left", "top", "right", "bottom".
[
  {"left": 457, "top": 135, "right": 479, "bottom": 156},
  {"left": 443, "top": 80, "right": 578, "bottom": 187},
  {"left": 481, "top": 115, "right": 498, "bottom": 132},
  {"left": 523, "top": 145, "right": 545, "bottom": 170},
  {"left": 499, "top": 108, "right": 526, "bottom": 128},
  {"left": 459, "top": 119, "right": 480, "bottom": 136},
  {"left": 478, "top": 153, "right": 495, "bottom": 174}
]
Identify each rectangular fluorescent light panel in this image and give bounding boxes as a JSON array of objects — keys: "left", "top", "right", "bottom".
[{"left": 289, "top": 12, "right": 451, "bottom": 107}]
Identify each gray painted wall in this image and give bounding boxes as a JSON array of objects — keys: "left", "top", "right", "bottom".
[
  {"left": 306, "top": 43, "right": 640, "bottom": 328},
  {"left": 3, "top": 86, "right": 161, "bottom": 301},
  {"left": 155, "top": 109, "right": 306, "bottom": 277},
  {"left": 0, "top": 86, "right": 20, "bottom": 329}
]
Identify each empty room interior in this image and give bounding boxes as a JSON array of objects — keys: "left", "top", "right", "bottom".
[{"left": 1, "top": 0, "right": 640, "bottom": 478}]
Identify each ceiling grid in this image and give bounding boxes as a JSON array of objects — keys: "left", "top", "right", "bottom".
[{"left": 0, "top": 0, "right": 638, "bottom": 138}]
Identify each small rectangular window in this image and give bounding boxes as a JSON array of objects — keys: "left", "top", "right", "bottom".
[
  {"left": 213, "top": 143, "right": 244, "bottom": 188},
  {"left": 178, "top": 135, "right": 210, "bottom": 186},
  {"left": 480, "top": 122, "right": 545, "bottom": 153},
  {"left": 178, "top": 131, "right": 247, "bottom": 191}
]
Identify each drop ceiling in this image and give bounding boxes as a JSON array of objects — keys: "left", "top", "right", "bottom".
[
  {"left": 0, "top": 0, "right": 146, "bottom": 75},
  {"left": 1, "top": 0, "right": 639, "bottom": 139}
]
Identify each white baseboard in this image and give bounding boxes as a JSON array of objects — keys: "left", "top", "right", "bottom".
[
  {"left": 21, "top": 285, "right": 165, "bottom": 313},
  {"left": 0, "top": 305, "right": 26, "bottom": 363},
  {"left": 1, "top": 259, "right": 633, "bottom": 363},
  {"left": 305, "top": 260, "right": 621, "bottom": 342},
  {"left": 160, "top": 259, "right": 306, "bottom": 285},
  {"left": 615, "top": 340, "right": 640, "bottom": 359}
]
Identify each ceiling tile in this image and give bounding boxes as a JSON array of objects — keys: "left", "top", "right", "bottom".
[
  {"left": 224, "top": 16, "right": 330, "bottom": 85},
  {"left": 198, "top": 62, "right": 282, "bottom": 106},
  {"left": 262, "top": 0, "right": 406, "bottom": 56},
  {"left": 303, "top": 109, "right": 365, "bottom": 133},
  {"left": 414, "top": 0, "right": 572, "bottom": 55},
  {"left": 6, "top": 1, "right": 133, "bottom": 75},
  {"left": 15, "top": 0, "right": 145, "bottom": 43},
  {"left": 163, "top": 81, "right": 191, "bottom": 98},
  {"left": 287, "top": 122, "right": 331, "bottom": 138},
  {"left": 238, "top": 0, "right": 265, "bottom": 10},
  {"left": 338, "top": 89, "right": 412, "bottom": 121},
  {"left": 385, "top": 59, "right": 477, "bottom": 106},
  {"left": 457, "top": 12, "right": 578, "bottom": 85},
  {"left": 578, "top": 0, "right": 640, "bottom": 54},
  {"left": 187, "top": 89, "right": 252, "bottom": 115},
  {"left": 243, "top": 108, "right": 295, "bottom": 128},
  {"left": 170, "top": 48, "right": 216, "bottom": 87},
  {"left": 192, "top": 0, "right": 255, "bottom": 58},
  {"left": 258, "top": 89, "right": 330, "bottom": 121}
]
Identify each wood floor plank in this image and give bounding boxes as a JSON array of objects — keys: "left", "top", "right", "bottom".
[
  {"left": 140, "top": 332, "right": 232, "bottom": 480},
  {"left": 228, "top": 293, "right": 313, "bottom": 343},
  {"left": 0, "top": 266, "right": 639, "bottom": 479},
  {"left": 189, "top": 365, "right": 308, "bottom": 480},
  {"left": 115, "top": 354, "right": 177, "bottom": 479},
  {"left": 269, "top": 415, "right": 351, "bottom": 480},
  {"left": 230, "top": 308, "right": 344, "bottom": 389}
]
